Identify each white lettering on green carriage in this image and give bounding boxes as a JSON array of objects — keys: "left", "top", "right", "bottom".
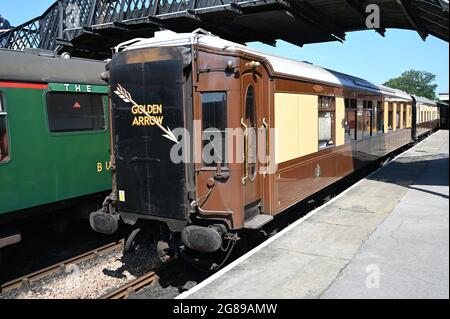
[{"left": 49, "top": 83, "right": 108, "bottom": 94}]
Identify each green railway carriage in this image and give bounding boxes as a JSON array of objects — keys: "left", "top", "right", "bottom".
[{"left": 0, "top": 49, "right": 111, "bottom": 247}]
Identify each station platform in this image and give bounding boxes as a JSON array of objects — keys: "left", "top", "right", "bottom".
[{"left": 179, "top": 130, "right": 449, "bottom": 299}]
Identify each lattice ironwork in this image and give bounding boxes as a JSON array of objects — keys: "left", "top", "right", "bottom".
[{"left": 0, "top": 0, "right": 448, "bottom": 59}]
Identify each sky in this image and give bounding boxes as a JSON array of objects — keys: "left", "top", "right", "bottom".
[{"left": 1, "top": 0, "right": 449, "bottom": 94}]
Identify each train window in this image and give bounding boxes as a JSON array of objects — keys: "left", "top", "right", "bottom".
[
  {"left": 318, "top": 112, "right": 334, "bottom": 149},
  {"left": 319, "top": 96, "right": 334, "bottom": 109},
  {"left": 245, "top": 85, "right": 257, "bottom": 180},
  {"left": 344, "top": 98, "right": 357, "bottom": 142},
  {"left": 403, "top": 105, "right": 407, "bottom": 128},
  {"left": 0, "top": 94, "right": 10, "bottom": 163},
  {"left": 201, "top": 92, "right": 227, "bottom": 167},
  {"left": 363, "top": 100, "right": 373, "bottom": 137},
  {"left": 356, "top": 100, "right": 364, "bottom": 141},
  {"left": 377, "top": 102, "right": 384, "bottom": 134},
  {"left": 388, "top": 104, "right": 393, "bottom": 130},
  {"left": 46, "top": 92, "right": 105, "bottom": 133},
  {"left": 318, "top": 96, "right": 335, "bottom": 149}
]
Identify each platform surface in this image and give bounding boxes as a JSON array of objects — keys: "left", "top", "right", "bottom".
[{"left": 181, "top": 130, "right": 449, "bottom": 299}]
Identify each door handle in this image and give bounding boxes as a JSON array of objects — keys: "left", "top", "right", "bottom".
[
  {"left": 262, "top": 117, "right": 269, "bottom": 158},
  {"left": 241, "top": 117, "right": 248, "bottom": 185}
]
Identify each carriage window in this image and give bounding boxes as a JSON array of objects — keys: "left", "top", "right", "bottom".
[
  {"left": 319, "top": 96, "right": 334, "bottom": 109},
  {"left": 344, "top": 98, "right": 357, "bottom": 142},
  {"left": 363, "top": 100, "right": 373, "bottom": 137},
  {"left": 377, "top": 102, "right": 384, "bottom": 134},
  {"left": 46, "top": 92, "right": 105, "bottom": 133},
  {"left": 201, "top": 92, "right": 227, "bottom": 167},
  {"left": 0, "top": 94, "right": 10, "bottom": 163},
  {"left": 403, "top": 105, "right": 407, "bottom": 128},
  {"left": 356, "top": 100, "right": 364, "bottom": 141},
  {"left": 245, "top": 86, "right": 257, "bottom": 180},
  {"left": 318, "top": 96, "right": 335, "bottom": 149},
  {"left": 388, "top": 104, "right": 393, "bottom": 130}
]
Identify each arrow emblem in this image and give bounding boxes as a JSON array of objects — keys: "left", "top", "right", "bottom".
[
  {"left": 154, "top": 122, "right": 179, "bottom": 144},
  {"left": 114, "top": 84, "right": 179, "bottom": 144}
]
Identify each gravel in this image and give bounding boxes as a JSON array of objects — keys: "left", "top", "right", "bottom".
[{"left": 1, "top": 243, "right": 162, "bottom": 299}]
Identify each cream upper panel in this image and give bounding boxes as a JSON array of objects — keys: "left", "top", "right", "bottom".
[
  {"left": 275, "top": 93, "right": 318, "bottom": 164},
  {"left": 335, "top": 98, "right": 345, "bottom": 147}
]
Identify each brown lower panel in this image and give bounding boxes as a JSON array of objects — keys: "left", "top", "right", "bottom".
[{"left": 271, "top": 129, "right": 413, "bottom": 215}]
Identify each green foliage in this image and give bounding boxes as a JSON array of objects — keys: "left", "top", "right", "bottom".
[{"left": 384, "top": 70, "right": 438, "bottom": 100}]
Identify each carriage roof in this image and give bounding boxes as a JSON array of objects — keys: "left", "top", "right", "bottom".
[
  {"left": 117, "top": 30, "right": 414, "bottom": 102},
  {"left": 0, "top": 48, "right": 107, "bottom": 85},
  {"left": 414, "top": 95, "right": 438, "bottom": 106}
]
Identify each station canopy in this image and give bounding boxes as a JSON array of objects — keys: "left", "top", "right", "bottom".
[{"left": 0, "top": 0, "right": 448, "bottom": 59}]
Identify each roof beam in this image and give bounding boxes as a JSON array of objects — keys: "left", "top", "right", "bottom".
[
  {"left": 396, "top": 0, "right": 429, "bottom": 41},
  {"left": 112, "top": 22, "right": 131, "bottom": 31},
  {"left": 82, "top": 27, "right": 102, "bottom": 37},
  {"left": 278, "top": 0, "right": 346, "bottom": 42},
  {"left": 416, "top": 0, "right": 449, "bottom": 11},
  {"left": 417, "top": 11, "right": 448, "bottom": 30},
  {"left": 345, "top": 0, "right": 386, "bottom": 37},
  {"left": 183, "top": 9, "right": 277, "bottom": 46}
]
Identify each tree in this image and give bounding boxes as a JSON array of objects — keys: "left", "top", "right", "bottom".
[{"left": 383, "top": 70, "right": 438, "bottom": 100}]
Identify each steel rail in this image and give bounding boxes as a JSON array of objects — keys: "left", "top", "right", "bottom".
[
  {"left": 0, "top": 240, "right": 124, "bottom": 293},
  {"left": 100, "top": 271, "right": 158, "bottom": 299}
]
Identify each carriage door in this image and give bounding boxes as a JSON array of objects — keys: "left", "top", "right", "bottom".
[{"left": 241, "top": 72, "right": 262, "bottom": 215}]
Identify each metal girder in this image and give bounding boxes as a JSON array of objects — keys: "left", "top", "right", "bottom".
[
  {"left": 0, "top": 0, "right": 448, "bottom": 59},
  {"left": 278, "top": 0, "right": 346, "bottom": 42},
  {"left": 397, "top": 0, "right": 429, "bottom": 41},
  {"left": 179, "top": 7, "right": 277, "bottom": 46}
]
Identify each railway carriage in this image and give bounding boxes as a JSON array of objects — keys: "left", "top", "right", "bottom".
[
  {"left": 438, "top": 101, "right": 449, "bottom": 129},
  {"left": 0, "top": 49, "right": 111, "bottom": 249},
  {"left": 90, "top": 30, "right": 440, "bottom": 265},
  {"left": 414, "top": 96, "right": 440, "bottom": 136}
]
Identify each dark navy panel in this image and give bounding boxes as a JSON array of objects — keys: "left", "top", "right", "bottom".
[{"left": 110, "top": 47, "right": 188, "bottom": 220}]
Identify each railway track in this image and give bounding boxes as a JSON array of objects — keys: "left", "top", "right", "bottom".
[
  {"left": 0, "top": 240, "right": 124, "bottom": 293},
  {"left": 100, "top": 271, "right": 158, "bottom": 299}
]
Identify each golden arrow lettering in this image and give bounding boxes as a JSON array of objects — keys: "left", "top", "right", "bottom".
[{"left": 114, "top": 84, "right": 179, "bottom": 144}]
